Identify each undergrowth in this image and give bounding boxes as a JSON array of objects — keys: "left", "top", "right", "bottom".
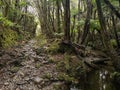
[
  {"left": 34, "top": 34, "right": 47, "bottom": 48},
  {"left": 0, "top": 29, "right": 18, "bottom": 48},
  {"left": 56, "top": 53, "right": 84, "bottom": 84}
]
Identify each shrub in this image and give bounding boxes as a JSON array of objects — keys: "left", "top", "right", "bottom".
[{"left": 0, "top": 29, "right": 18, "bottom": 48}]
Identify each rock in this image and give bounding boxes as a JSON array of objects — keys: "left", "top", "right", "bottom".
[
  {"left": 33, "top": 77, "right": 43, "bottom": 84},
  {"left": 19, "top": 71, "right": 25, "bottom": 77},
  {"left": 16, "top": 88, "right": 20, "bottom": 90},
  {"left": 4, "top": 82, "right": 9, "bottom": 86},
  {"left": 16, "top": 81, "right": 25, "bottom": 85},
  {"left": 42, "top": 61, "right": 49, "bottom": 64},
  {"left": 24, "top": 77, "right": 30, "bottom": 81}
]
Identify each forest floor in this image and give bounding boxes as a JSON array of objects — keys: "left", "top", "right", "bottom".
[
  {"left": 0, "top": 37, "right": 119, "bottom": 90},
  {"left": 0, "top": 39, "right": 67, "bottom": 90}
]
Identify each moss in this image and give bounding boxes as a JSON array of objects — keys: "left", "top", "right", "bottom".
[
  {"left": 10, "top": 66, "right": 20, "bottom": 73},
  {"left": 111, "top": 72, "right": 120, "bottom": 84},
  {"left": 42, "top": 73, "right": 52, "bottom": 80},
  {"left": 34, "top": 34, "right": 47, "bottom": 48},
  {"left": 53, "top": 84, "right": 61, "bottom": 90},
  {"left": 48, "top": 57, "right": 55, "bottom": 63},
  {"left": 56, "top": 53, "right": 84, "bottom": 84},
  {"left": 58, "top": 42, "right": 75, "bottom": 54},
  {"left": 0, "top": 29, "right": 18, "bottom": 48},
  {"left": 58, "top": 73, "right": 78, "bottom": 83},
  {"left": 53, "top": 83, "right": 69, "bottom": 90},
  {"left": 35, "top": 63, "right": 41, "bottom": 68},
  {"left": 46, "top": 40, "right": 60, "bottom": 54},
  {"left": 110, "top": 39, "right": 117, "bottom": 47},
  {"left": 56, "top": 53, "right": 71, "bottom": 72}
]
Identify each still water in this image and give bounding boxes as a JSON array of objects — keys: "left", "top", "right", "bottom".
[{"left": 70, "top": 68, "right": 119, "bottom": 90}]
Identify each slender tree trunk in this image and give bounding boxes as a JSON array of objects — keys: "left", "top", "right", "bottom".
[
  {"left": 81, "top": 0, "right": 92, "bottom": 44},
  {"left": 71, "top": 15, "right": 76, "bottom": 41},
  {"left": 111, "top": 14, "right": 120, "bottom": 48},
  {"left": 51, "top": 2, "right": 55, "bottom": 32},
  {"left": 56, "top": 0, "right": 61, "bottom": 33},
  {"left": 77, "top": 0, "right": 81, "bottom": 43}
]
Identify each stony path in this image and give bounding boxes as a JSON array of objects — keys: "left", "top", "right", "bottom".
[{"left": 0, "top": 40, "right": 62, "bottom": 90}]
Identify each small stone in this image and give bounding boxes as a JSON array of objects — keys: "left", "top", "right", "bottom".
[
  {"left": 16, "top": 88, "right": 20, "bottom": 90},
  {"left": 25, "top": 77, "right": 30, "bottom": 81},
  {"left": 16, "top": 81, "right": 25, "bottom": 85},
  {"left": 19, "top": 71, "right": 24, "bottom": 77},
  {"left": 33, "top": 77, "right": 43, "bottom": 84},
  {"left": 4, "top": 82, "right": 9, "bottom": 86}
]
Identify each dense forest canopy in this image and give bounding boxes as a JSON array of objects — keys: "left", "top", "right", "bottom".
[{"left": 0, "top": 0, "right": 120, "bottom": 90}]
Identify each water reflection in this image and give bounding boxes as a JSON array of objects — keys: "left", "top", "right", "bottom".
[{"left": 70, "top": 68, "right": 118, "bottom": 90}]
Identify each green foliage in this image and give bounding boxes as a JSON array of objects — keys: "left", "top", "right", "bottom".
[
  {"left": 57, "top": 53, "right": 84, "bottom": 84},
  {"left": 91, "top": 0, "right": 96, "bottom": 4},
  {"left": 35, "top": 63, "right": 41, "bottom": 68},
  {"left": 56, "top": 53, "right": 85, "bottom": 84},
  {"left": 77, "top": 19, "right": 85, "bottom": 26},
  {"left": 71, "top": 8, "right": 78, "bottom": 16},
  {"left": 0, "top": 29, "right": 18, "bottom": 48},
  {"left": 110, "top": 0, "right": 119, "bottom": 7},
  {"left": 0, "top": 16, "right": 14, "bottom": 27},
  {"left": 19, "top": 1, "right": 28, "bottom": 7},
  {"left": 0, "top": 1, "right": 3, "bottom": 6},
  {"left": 34, "top": 34, "right": 47, "bottom": 48},
  {"left": 111, "top": 72, "right": 120, "bottom": 84},
  {"left": 90, "top": 19, "right": 101, "bottom": 30},
  {"left": 58, "top": 73, "right": 76, "bottom": 83},
  {"left": 110, "top": 39, "right": 117, "bottom": 47},
  {"left": 43, "top": 73, "right": 52, "bottom": 80},
  {"left": 46, "top": 39, "right": 60, "bottom": 54},
  {"left": 53, "top": 33, "right": 64, "bottom": 38},
  {"left": 57, "top": 53, "right": 71, "bottom": 71},
  {"left": 48, "top": 56, "right": 55, "bottom": 63}
]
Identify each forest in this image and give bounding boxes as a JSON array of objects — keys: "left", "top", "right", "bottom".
[{"left": 0, "top": 0, "right": 120, "bottom": 90}]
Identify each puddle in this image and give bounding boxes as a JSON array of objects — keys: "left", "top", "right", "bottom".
[{"left": 70, "top": 67, "right": 119, "bottom": 90}]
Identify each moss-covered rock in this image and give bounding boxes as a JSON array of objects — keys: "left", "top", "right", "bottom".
[{"left": 0, "top": 29, "right": 18, "bottom": 48}]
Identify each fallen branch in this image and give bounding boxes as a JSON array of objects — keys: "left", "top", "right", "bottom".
[{"left": 91, "top": 57, "right": 110, "bottom": 64}]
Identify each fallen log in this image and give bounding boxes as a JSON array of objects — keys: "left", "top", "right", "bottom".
[
  {"left": 91, "top": 57, "right": 110, "bottom": 64},
  {"left": 84, "top": 60, "right": 99, "bottom": 69}
]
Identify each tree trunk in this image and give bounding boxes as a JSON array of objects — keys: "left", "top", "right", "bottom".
[
  {"left": 71, "top": 15, "right": 76, "bottom": 41},
  {"left": 63, "top": 0, "right": 70, "bottom": 42},
  {"left": 77, "top": 0, "right": 81, "bottom": 43},
  {"left": 81, "top": 0, "right": 92, "bottom": 44},
  {"left": 56, "top": 0, "right": 61, "bottom": 33},
  {"left": 111, "top": 13, "right": 120, "bottom": 48},
  {"left": 96, "top": 0, "right": 110, "bottom": 49}
]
